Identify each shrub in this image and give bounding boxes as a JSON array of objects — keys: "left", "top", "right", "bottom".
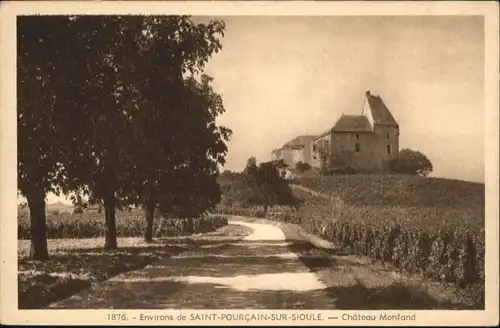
[
  {"left": 154, "top": 216, "right": 228, "bottom": 237},
  {"left": 295, "top": 161, "right": 311, "bottom": 172},
  {"left": 214, "top": 205, "right": 267, "bottom": 218},
  {"left": 72, "top": 206, "right": 84, "bottom": 214},
  {"left": 243, "top": 158, "right": 301, "bottom": 211},
  {"left": 390, "top": 148, "right": 433, "bottom": 177}
]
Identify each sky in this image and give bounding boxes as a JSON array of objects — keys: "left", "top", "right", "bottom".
[
  {"left": 205, "top": 15, "right": 485, "bottom": 181},
  {"left": 37, "top": 15, "right": 485, "bottom": 205}
]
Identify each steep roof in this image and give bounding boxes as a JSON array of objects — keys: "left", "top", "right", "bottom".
[
  {"left": 314, "top": 129, "right": 331, "bottom": 140},
  {"left": 366, "top": 92, "right": 398, "bottom": 126},
  {"left": 282, "top": 135, "right": 316, "bottom": 148},
  {"left": 332, "top": 115, "right": 373, "bottom": 132}
]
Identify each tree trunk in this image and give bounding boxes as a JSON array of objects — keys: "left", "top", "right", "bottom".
[
  {"left": 144, "top": 202, "right": 155, "bottom": 243},
  {"left": 186, "top": 217, "right": 194, "bottom": 234},
  {"left": 27, "top": 186, "right": 49, "bottom": 260},
  {"left": 103, "top": 195, "right": 117, "bottom": 249}
]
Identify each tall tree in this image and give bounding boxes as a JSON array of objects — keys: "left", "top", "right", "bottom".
[
  {"left": 154, "top": 74, "right": 232, "bottom": 236},
  {"left": 18, "top": 15, "right": 230, "bottom": 253},
  {"left": 17, "top": 16, "right": 85, "bottom": 260},
  {"left": 59, "top": 16, "right": 229, "bottom": 246},
  {"left": 56, "top": 16, "right": 138, "bottom": 249},
  {"left": 123, "top": 17, "right": 229, "bottom": 242}
]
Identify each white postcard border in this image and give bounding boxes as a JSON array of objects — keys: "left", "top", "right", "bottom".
[{"left": 1, "top": 1, "right": 498, "bottom": 326}]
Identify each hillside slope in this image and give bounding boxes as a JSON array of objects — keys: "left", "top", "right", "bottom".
[{"left": 296, "top": 174, "right": 484, "bottom": 208}]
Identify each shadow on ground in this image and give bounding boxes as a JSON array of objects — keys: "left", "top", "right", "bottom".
[
  {"left": 48, "top": 236, "right": 339, "bottom": 309},
  {"left": 50, "top": 237, "right": 471, "bottom": 310},
  {"left": 51, "top": 279, "right": 338, "bottom": 309},
  {"left": 321, "top": 282, "right": 474, "bottom": 310},
  {"left": 21, "top": 222, "right": 479, "bottom": 310},
  {"left": 19, "top": 224, "right": 252, "bottom": 310},
  {"left": 18, "top": 243, "right": 194, "bottom": 309}
]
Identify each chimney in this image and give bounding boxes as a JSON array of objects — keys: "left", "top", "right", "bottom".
[{"left": 366, "top": 90, "right": 371, "bottom": 97}]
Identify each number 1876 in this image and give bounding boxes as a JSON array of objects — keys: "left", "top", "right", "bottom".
[{"left": 108, "top": 313, "right": 127, "bottom": 321}]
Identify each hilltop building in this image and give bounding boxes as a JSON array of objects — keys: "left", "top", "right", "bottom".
[
  {"left": 271, "top": 135, "right": 316, "bottom": 168},
  {"left": 272, "top": 90, "right": 399, "bottom": 172}
]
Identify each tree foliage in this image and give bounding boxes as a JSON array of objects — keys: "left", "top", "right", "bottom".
[
  {"left": 390, "top": 148, "right": 433, "bottom": 177},
  {"left": 295, "top": 161, "right": 312, "bottom": 173},
  {"left": 217, "top": 170, "right": 253, "bottom": 207},
  {"left": 18, "top": 15, "right": 230, "bottom": 257},
  {"left": 242, "top": 158, "right": 301, "bottom": 211}
]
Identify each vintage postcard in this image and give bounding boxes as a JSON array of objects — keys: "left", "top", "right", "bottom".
[{"left": 1, "top": 0, "right": 498, "bottom": 326}]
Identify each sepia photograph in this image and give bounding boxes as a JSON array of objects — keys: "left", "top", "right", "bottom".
[{"left": 1, "top": 1, "right": 499, "bottom": 326}]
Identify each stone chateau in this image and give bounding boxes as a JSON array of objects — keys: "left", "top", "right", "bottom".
[{"left": 271, "top": 90, "right": 400, "bottom": 172}]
